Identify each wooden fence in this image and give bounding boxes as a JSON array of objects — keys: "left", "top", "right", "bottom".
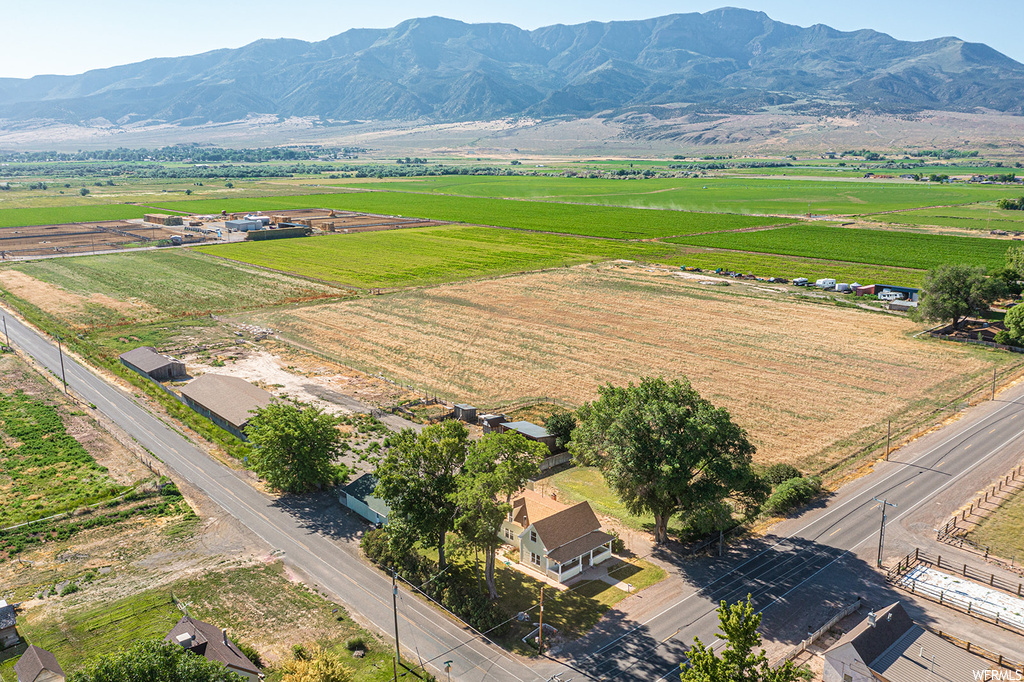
[{"left": 774, "top": 599, "right": 862, "bottom": 666}]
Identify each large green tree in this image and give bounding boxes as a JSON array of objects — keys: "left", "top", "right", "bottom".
[
  {"left": 682, "top": 596, "right": 803, "bottom": 682},
  {"left": 915, "top": 264, "right": 1004, "bottom": 330},
  {"left": 375, "top": 420, "right": 470, "bottom": 571},
  {"left": 245, "top": 402, "right": 344, "bottom": 493},
  {"left": 572, "top": 377, "right": 765, "bottom": 544},
  {"left": 68, "top": 640, "right": 244, "bottom": 682},
  {"left": 453, "top": 431, "right": 548, "bottom": 599}
]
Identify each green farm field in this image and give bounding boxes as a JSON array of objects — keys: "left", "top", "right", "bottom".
[
  {"left": 0, "top": 204, "right": 151, "bottom": 227},
  {"left": 319, "top": 175, "right": 1024, "bottom": 215},
  {"left": 864, "top": 204, "right": 1024, "bottom": 231},
  {"left": 155, "top": 191, "right": 788, "bottom": 239},
  {"left": 197, "top": 225, "right": 679, "bottom": 289},
  {"left": 657, "top": 248, "right": 927, "bottom": 287},
  {"left": 0, "top": 250, "right": 345, "bottom": 328},
  {"left": 668, "top": 225, "right": 1012, "bottom": 271}
]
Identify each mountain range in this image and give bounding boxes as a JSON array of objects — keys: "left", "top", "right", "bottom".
[{"left": 2, "top": 8, "right": 1023, "bottom": 127}]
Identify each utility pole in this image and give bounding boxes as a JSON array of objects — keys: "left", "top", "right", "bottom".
[
  {"left": 993, "top": 368, "right": 997, "bottom": 401},
  {"left": 873, "top": 497, "right": 897, "bottom": 568},
  {"left": 56, "top": 335, "right": 68, "bottom": 394},
  {"left": 392, "top": 571, "right": 400, "bottom": 682},
  {"left": 885, "top": 420, "right": 891, "bottom": 461},
  {"left": 538, "top": 587, "right": 545, "bottom": 656},
  {"left": 2, "top": 315, "right": 8, "bottom": 348}
]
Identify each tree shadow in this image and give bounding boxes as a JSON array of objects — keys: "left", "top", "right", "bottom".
[{"left": 270, "top": 489, "right": 373, "bottom": 544}]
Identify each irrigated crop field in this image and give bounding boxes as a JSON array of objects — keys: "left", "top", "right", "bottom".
[
  {"left": 197, "top": 225, "right": 679, "bottom": 288},
  {"left": 864, "top": 204, "right": 1024, "bottom": 231},
  {"left": 157, "top": 192, "right": 788, "bottom": 239},
  {"left": 325, "top": 175, "right": 1024, "bottom": 215},
  {"left": 0, "top": 204, "right": 152, "bottom": 228},
  {"left": 240, "top": 264, "right": 1010, "bottom": 470},
  {"left": 669, "top": 224, "right": 1012, "bottom": 271},
  {"left": 0, "top": 250, "right": 345, "bottom": 329}
]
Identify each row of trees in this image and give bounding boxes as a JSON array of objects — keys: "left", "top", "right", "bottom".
[{"left": 914, "top": 246, "right": 1024, "bottom": 331}]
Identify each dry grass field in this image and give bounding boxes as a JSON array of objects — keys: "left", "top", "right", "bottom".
[{"left": 243, "top": 264, "right": 1014, "bottom": 470}]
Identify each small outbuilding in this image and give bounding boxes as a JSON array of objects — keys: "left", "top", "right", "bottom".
[
  {"left": 166, "top": 616, "right": 260, "bottom": 682},
  {"left": 119, "top": 346, "right": 187, "bottom": 382},
  {"left": 496, "top": 421, "right": 558, "bottom": 454},
  {"left": 14, "top": 645, "right": 64, "bottom": 682},
  {"left": 0, "top": 600, "right": 18, "bottom": 649},
  {"left": 179, "top": 374, "right": 273, "bottom": 440},
  {"left": 339, "top": 473, "right": 390, "bottom": 525},
  {"left": 478, "top": 414, "right": 509, "bottom": 433},
  {"left": 225, "top": 219, "right": 260, "bottom": 232},
  {"left": 453, "top": 404, "right": 477, "bottom": 423}
]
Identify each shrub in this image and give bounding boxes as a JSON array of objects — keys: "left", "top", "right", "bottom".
[
  {"left": 764, "top": 463, "right": 803, "bottom": 486},
  {"left": 291, "top": 644, "right": 309, "bottom": 660},
  {"left": 344, "top": 637, "right": 365, "bottom": 652},
  {"left": 763, "top": 476, "right": 821, "bottom": 516},
  {"left": 59, "top": 582, "right": 80, "bottom": 596}
]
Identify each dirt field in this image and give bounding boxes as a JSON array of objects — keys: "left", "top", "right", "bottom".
[
  {"left": 0, "top": 221, "right": 180, "bottom": 258},
  {"left": 243, "top": 264, "right": 1012, "bottom": 470}
]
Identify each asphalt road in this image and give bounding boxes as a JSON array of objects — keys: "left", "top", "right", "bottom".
[{"left": 6, "top": 305, "right": 1024, "bottom": 681}]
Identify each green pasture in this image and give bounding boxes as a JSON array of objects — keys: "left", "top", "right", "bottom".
[
  {"left": 156, "top": 191, "right": 786, "bottom": 239},
  {"left": 864, "top": 204, "right": 1024, "bottom": 231},
  {"left": 0, "top": 204, "right": 150, "bottom": 227},
  {"left": 658, "top": 249, "right": 926, "bottom": 287},
  {"left": 317, "top": 175, "right": 1024, "bottom": 216},
  {"left": 196, "top": 225, "right": 678, "bottom": 289},
  {"left": 668, "top": 224, "right": 1012, "bottom": 271},
  {"left": 0, "top": 388, "right": 125, "bottom": 527},
  {"left": 6, "top": 250, "right": 344, "bottom": 324}
]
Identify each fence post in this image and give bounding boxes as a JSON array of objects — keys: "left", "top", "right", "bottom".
[
  {"left": 968, "top": 603, "right": 972, "bottom": 615},
  {"left": 915, "top": 548, "right": 919, "bottom": 562}
]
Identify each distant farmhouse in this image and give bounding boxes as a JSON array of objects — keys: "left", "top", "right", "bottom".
[
  {"left": 179, "top": 374, "right": 272, "bottom": 440},
  {"left": 0, "top": 599, "right": 18, "bottom": 649}
]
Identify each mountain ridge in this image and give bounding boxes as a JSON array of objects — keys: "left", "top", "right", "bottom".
[{"left": 1, "top": 8, "right": 1022, "bottom": 127}]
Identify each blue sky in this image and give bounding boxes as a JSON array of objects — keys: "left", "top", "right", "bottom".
[{"left": 2, "top": 1, "right": 1022, "bottom": 79}]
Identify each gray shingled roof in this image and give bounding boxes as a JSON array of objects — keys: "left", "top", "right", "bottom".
[
  {"left": 342, "top": 473, "right": 390, "bottom": 519},
  {"left": 119, "top": 346, "right": 178, "bottom": 374},
  {"left": 165, "top": 616, "right": 259, "bottom": 675},
  {"left": 0, "top": 603, "right": 15, "bottom": 630},
  {"left": 14, "top": 645, "right": 63, "bottom": 681},
  {"left": 826, "top": 602, "right": 914, "bottom": 665},
  {"left": 179, "top": 374, "right": 273, "bottom": 429},
  {"left": 547, "top": 530, "right": 615, "bottom": 564}
]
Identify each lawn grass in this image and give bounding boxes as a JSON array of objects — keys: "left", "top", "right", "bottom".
[
  {"left": 0, "top": 388, "right": 126, "bottom": 527},
  {"left": 0, "top": 562, "right": 396, "bottom": 682},
  {"left": 155, "top": 192, "right": 788, "bottom": 239},
  {"left": 968, "top": 484, "right": 1024, "bottom": 562},
  {"left": 544, "top": 467, "right": 687, "bottom": 538},
  {"left": 667, "top": 224, "right": 1012, "bottom": 271},
  {"left": 196, "top": 225, "right": 681, "bottom": 289},
  {"left": 6, "top": 249, "right": 346, "bottom": 324},
  {"left": 319, "top": 175, "right": 1024, "bottom": 215},
  {"left": 656, "top": 248, "right": 928, "bottom": 287}
]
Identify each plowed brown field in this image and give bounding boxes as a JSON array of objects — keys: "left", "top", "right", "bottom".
[{"left": 245, "top": 264, "right": 1014, "bottom": 469}]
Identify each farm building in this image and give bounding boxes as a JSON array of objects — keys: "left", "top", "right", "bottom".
[
  {"left": 245, "top": 226, "right": 310, "bottom": 241},
  {"left": 225, "top": 219, "right": 261, "bottom": 232},
  {"left": 478, "top": 414, "right": 509, "bottom": 433},
  {"left": 179, "top": 374, "right": 272, "bottom": 440},
  {"left": 0, "top": 600, "right": 17, "bottom": 649},
  {"left": 453, "top": 404, "right": 477, "bottom": 423},
  {"left": 500, "top": 491, "right": 613, "bottom": 584},
  {"left": 854, "top": 284, "right": 920, "bottom": 302},
  {"left": 14, "top": 645, "right": 64, "bottom": 682},
  {"left": 822, "top": 602, "right": 989, "bottom": 682},
  {"left": 144, "top": 213, "right": 183, "bottom": 226},
  {"left": 339, "top": 473, "right": 390, "bottom": 525},
  {"left": 119, "top": 346, "right": 187, "bottom": 382},
  {"left": 496, "top": 421, "right": 558, "bottom": 454},
  {"left": 166, "top": 616, "right": 260, "bottom": 682}
]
